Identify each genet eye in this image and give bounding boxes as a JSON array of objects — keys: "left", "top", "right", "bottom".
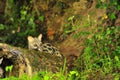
[{"left": 33, "top": 44, "right": 38, "bottom": 49}]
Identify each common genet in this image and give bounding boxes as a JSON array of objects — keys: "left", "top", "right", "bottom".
[{"left": 27, "top": 34, "right": 63, "bottom": 58}]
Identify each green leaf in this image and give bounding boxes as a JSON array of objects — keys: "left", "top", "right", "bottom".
[
  {"left": 109, "top": 13, "right": 116, "bottom": 20},
  {"left": 22, "top": 11, "right": 27, "bottom": 15},
  {"left": 38, "top": 15, "right": 44, "bottom": 22},
  {"left": 5, "top": 65, "right": 13, "bottom": 72},
  {"left": 115, "top": 56, "right": 119, "bottom": 62},
  {"left": 68, "top": 16, "right": 74, "bottom": 21},
  {"left": 0, "top": 24, "right": 5, "bottom": 30},
  {"left": 106, "top": 29, "right": 111, "bottom": 35},
  {"left": 117, "top": 5, "right": 120, "bottom": 10},
  {"left": 44, "top": 75, "right": 49, "bottom": 80},
  {"left": 9, "top": 0, "right": 14, "bottom": 4},
  {"left": 69, "top": 71, "right": 78, "bottom": 76}
]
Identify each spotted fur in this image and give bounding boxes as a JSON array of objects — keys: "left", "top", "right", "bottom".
[{"left": 28, "top": 34, "right": 62, "bottom": 58}]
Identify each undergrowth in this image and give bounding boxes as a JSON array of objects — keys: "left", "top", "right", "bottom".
[
  {"left": 73, "top": 0, "right": 120, "bottom": 79},
  {"left": 2, "top": 70, "right": 79, "bottom": 80},
  {"left": 75, "top": 26, "right": 120, "bottom": 79},
  {"left": 2, "top": 58, "right": 80, "bottom": 80}
]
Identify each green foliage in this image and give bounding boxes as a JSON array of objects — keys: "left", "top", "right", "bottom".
[
  {"left": 96, "top": 0, "right": 120, "bottom": 20},
  {"left": 108, "top": 13, "right": 116, "bottom": 20},
  {"left": 96, "top": 0, "right": 108, "bottom": 9},
  {"left": 63, "top": 15, "right": 77, "bottom": 34},
  {"left": 2, "top": 70, "right": 80, "bottom": 80},
  {"left": 75, "top": 25, "right": 120, "bottom": 79},
  {"left": 2, "top": 76, "right": 18, "bottom": 80},
  {"left": 67, "top": 71, "right": 79, "bottom": 80},
  {"left": 38, "top": 15, "right": 44, "bottom": 22},
  {"left": 73, "top": 1, "right": 120, "bottom": 79},
  {"left": 96, "top": 0, "right": 120, "bottom": 9},
  {"left": 0, "top": 24, "right": 5, "bottom": 30},
  {"left": 0, "top": 0, "right": 46, "bottom": 47},
  {"left": 5, "top": 65, "right": 13, "bottom": 72}
]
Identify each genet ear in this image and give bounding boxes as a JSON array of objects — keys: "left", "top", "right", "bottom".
[
  {"left": 38, "top": 34, "right": 42, "bottom": 41},
  {"left": 27, "top": 36, "right": 34, "bottom": 42}
]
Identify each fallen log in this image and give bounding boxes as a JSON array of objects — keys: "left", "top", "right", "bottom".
[{"left": 0, "top": 43, "right": 64, "bottom": 78}]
